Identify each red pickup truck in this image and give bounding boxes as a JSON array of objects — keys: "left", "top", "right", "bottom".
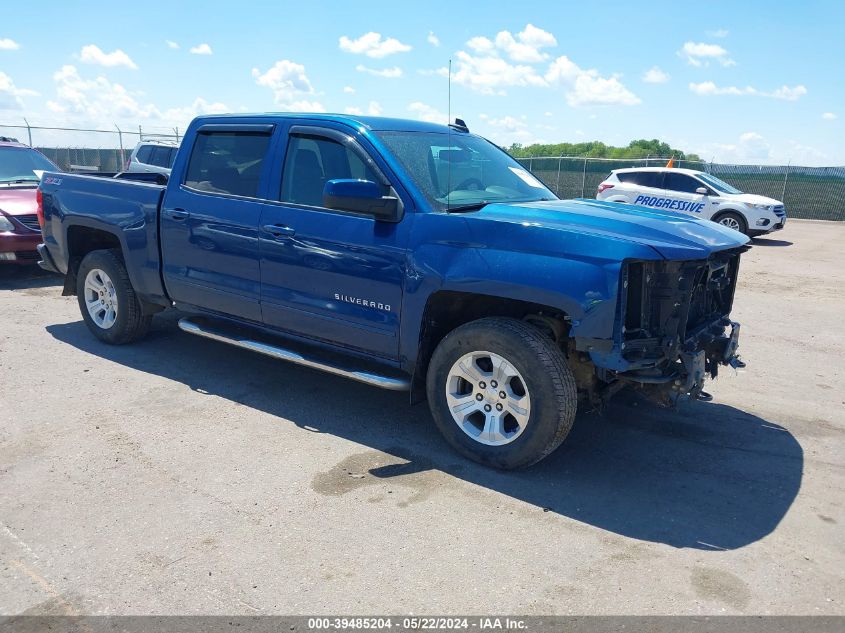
[{"left": 0, "top": 140, "right": 58, "bottom": 264}]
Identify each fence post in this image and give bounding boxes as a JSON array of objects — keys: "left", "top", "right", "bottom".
[
  {"left": 115, "top": 124, "right": 125, "bottom": 169},
  {"left": 23, "top": 118, "right": 33, "bottom": 147},
  {"left": 174, "top": 127, "right": 180, "bottom": 143},
  {"left": 556, "top": 156, "right": 563, "bottom": 196},
  {"left": 138, "top": 125, "right": 143, "bottom": 141},
  {"left": 527, "top": 157, "right": 533, "bottom": 173},
  {"left": 781, "top": 161, "right": 790, "bottom": 201},
  {"left": 581, "top": 157, "right": 587, "bottom": 197}
]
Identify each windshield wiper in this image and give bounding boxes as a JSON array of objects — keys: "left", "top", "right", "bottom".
[{"left": 445, "top": 201, "right": 492, "bottom": 213}]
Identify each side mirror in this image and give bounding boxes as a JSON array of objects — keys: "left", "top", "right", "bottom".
[
  {"left": 695, "top": 187, "right": 709, "bottom": 195},
  {"left": 323, "top": 179, "right": 401, "bottom": 222}
]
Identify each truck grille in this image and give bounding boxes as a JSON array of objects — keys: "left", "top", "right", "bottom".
[
  {"left": 621, "top": 249, "right": 744, "bottom": 364},
  {"left": 14, "top": 214, "right": 41, "bottom": 232}
]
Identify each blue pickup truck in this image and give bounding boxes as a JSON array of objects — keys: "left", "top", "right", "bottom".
[{"left": 37, "top": 113, "right": 748, "bottom": 469}]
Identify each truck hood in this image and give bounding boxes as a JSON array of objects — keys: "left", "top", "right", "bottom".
[
  {"left": 0, "top": 187, "right": 37, "bottom": 216},
  {"left": 475, "top": 198, "right": 749, "bottom": 260}
]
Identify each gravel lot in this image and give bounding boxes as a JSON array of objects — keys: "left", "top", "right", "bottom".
[{"left": 1, "top": 219, "right": 843, "bottom": 615}]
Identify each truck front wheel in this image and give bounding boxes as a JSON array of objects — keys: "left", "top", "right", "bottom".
[
  {"left": 426, "top": 317, "right": 578, "bottom": 469},
  {"left": 77, "top": 249, "right": 151, "bottom": 345}
]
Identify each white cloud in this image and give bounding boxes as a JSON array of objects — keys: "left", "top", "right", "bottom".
[
  {"left": 545, "top": 56, "right": 640, "bottom": 106},
  {"left": 339, "top": 32, "right": 411, "bottom": 58},
  {"left": 0, "top": 71, "right": 38, "bottom": 110},
  {"left": 642, "top": 66, "right": 670, "bottom": 83},
  {"left": 446, "top": 26, "right": 636, "bottom": 106},
  {"left": 427, "top": 31, "right": 440, "bottom": 47},
  {"left": 493, "top": 24, "right": 557, "bottom": 63},
  {"left": 252, "top": 60, "right": 324, "bottom": 111},
  {"left": 822, "top": 112, "right": 837, "bottom": 120},
  {"left": 689, "top": 81, "right": 807, "bottom": 100},
  {"left": 355, "top": 64, "right": 403, "bottom": 78},
  {"left": 447, "top": 50, "right": 546, "bottom": 95},
  {"left": 408, "top": 102, "right": 447, "bottom": 124},
  {"left": 344, "top": 102, "right": 382, "bottom": 116},
  {"left": 0, "top": 38, "right": 20, "bottom": 50},
  {"left": 166, "top": 40, "right": 179, "bottom": 49},
  {"left": 544, "top": 111, "right": 552, "bottom": 117},
  {"left": 707, "top": 29, "right": 729, "bottom": 38},
  {"left": 679, "top": 41, "right": 735, "bottom": 67},
  {"left": 162, "top": 97, "right": 230, "bottom": 128},
  {"left": 189, "top": 43, "right": 213, "bottom": 55},
  {"left": 343, "top": 86, "right": 355, "bottom": 94},
  {"left": 79, "top": 44, "right": 138, "bottom": 69},
  {"left": 46, "top": 65, "right": 158, "bottom": 120}
]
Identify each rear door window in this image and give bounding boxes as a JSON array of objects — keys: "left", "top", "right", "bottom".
[
  {"left": 135, "top": 145, "right": 153, "bottom": 164},
  {"left": 149, "top": 146, "right": 172, "bottom": 168},
  {"left": 625, "top": 171, "right": 664, "bottom": 188},
  {"left": 664, "top": 173, "right": 702, "bottom": 194},
  {"left": 184, "top": 131, "right": 272, "bottom": 198}
]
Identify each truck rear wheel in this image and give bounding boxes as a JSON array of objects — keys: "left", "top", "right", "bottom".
[
  {"left": 426, "top": 317, "right": 578, "bottom": 469},
  {"left": 77, "top": 249, "right": 151, "bottom": 345}
]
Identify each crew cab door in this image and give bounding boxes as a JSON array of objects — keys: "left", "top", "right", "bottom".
[
  {"left": 160, "top": 124, "right": 274, "bottom": 321},
  {"left": 258, "top": 124, "right": 410, "bottom": 360}
]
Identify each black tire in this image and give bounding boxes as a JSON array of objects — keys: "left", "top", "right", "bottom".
[
  {"left": 426, "top": 317, "right": 578, "bottom": 470},
  {"left": 713, "top": 211, "right": 748, "bottom": 235},
  {"left": 76, "top": 249, "right": 152, "bottom": 345}
]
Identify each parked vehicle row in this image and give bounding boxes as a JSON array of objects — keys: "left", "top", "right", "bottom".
[{"left": 36, "top": 113, "right": 749, "bottom": 469}]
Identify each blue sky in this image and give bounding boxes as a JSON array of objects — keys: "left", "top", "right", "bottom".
[{"left": 1, "top": 0, "right": 843, "bottom": 165}]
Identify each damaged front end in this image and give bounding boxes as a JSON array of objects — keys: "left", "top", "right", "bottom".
[{"left": 578, "top": 246, "right": 748, "bottom": 407}]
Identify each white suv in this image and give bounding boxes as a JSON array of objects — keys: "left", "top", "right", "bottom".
[
  {"left": 596, "top": 167, "right": 786, "bottom": 237},
  {"left": 126, "top": 140, "right": 178, "bottom": 176}
]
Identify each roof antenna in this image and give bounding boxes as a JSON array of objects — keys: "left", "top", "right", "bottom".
[{"left": 447, "top": 58, "right": 452, "bottom": 213}]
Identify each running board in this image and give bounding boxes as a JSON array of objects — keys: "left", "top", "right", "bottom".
[{"left": 177, "top": 317, "right": 411, "bottom": 391}]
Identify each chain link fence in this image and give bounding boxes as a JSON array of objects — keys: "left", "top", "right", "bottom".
[
  {"left": 2, "top": 122, "right": 843, "bottom": 221},
  {"left": 0, "top": 122, "right": 181, "bottom": 173},
  {"left": 517, "top": 157, "right": 845, "bottom": 221}
]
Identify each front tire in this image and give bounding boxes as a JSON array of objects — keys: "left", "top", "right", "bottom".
[
  {"left": 77, "top": 249, "right": 151, "bottom": 344},
  {"left": 713, "top": 211, "right": 748, "bottom": 235},
  {"left": 426, "top": 317, "right": 578, "bottom": 469}
]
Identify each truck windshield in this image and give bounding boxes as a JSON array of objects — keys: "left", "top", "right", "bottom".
[
  {"left": 376, "top": 131, "right": 556, "bottom": 211},
  {"left": 696, "top": 172, "right": 743, "bottom": 195},
  {"left": 0, "top": 147, "right": 58, "bottom": 186}
]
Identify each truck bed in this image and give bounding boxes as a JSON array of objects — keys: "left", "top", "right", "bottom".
[{"left": 39, "top": 172, "right": 168, "bottom": 304}]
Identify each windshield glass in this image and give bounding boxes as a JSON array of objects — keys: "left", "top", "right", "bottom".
[
  {"left": 0, "top": 147, "right": 58, "bottom": 185},
  {"left": 696, "top": 172, "right": 743, "bottom": 195},
  {"left": 376, "top": 131, "right": 556, "bottom": 211}
]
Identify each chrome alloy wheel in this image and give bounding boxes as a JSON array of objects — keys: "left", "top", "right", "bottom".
[
  {"left": 83, "top": 268, "right": 118, "bottom": 329},
  {"left": 445, "top": 351, "right": 531, "bottom": 446},
  {"left": 718, "top": 216, "right": 742, "bottom": 231}
]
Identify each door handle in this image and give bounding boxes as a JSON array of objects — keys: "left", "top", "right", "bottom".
[
  {"left": 167, "top": 208, "right": 190, "bottom": 221},
  {"left": 263, "top": 224, "right": 296, "bottom": 238}
]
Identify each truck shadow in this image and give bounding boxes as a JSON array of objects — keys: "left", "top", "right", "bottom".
[{"left": 47, "top": 313, "right": 803, "bottom": 551}]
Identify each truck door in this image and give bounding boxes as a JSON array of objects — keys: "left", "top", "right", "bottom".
[
  {"left": 160, "top": 124, "right": 274, "bottom": 321},
  {"left": 257, "top": 125, "right": 410, "bottom": 360}
]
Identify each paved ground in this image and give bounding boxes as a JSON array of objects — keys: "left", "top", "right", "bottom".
[{"left": 1, "top": 220, "right": 843, "bottom": 615}]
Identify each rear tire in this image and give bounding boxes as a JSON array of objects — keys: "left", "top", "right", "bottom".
[
  {"left": 77, "top": 249, "right": 151, "bottom": 345},
  {"left": 713, "top": 211, "right": 748, "bottom": 235},
  {"left": 426, "top": 317, "right": 578, "bottom": 470}
]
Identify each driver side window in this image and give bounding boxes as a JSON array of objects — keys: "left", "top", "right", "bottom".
[{"left": 280, "top": 134, "right": 380, "bottom": 208}]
